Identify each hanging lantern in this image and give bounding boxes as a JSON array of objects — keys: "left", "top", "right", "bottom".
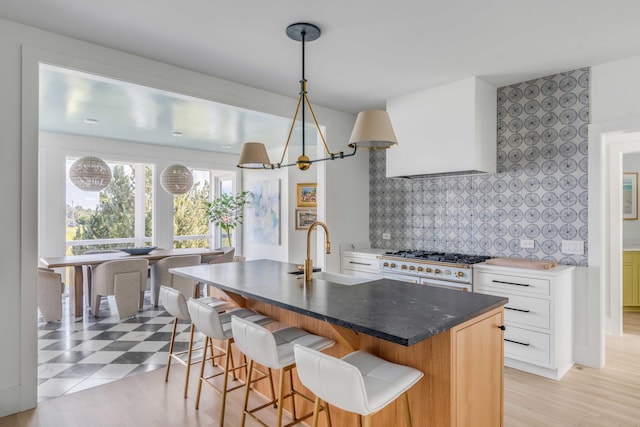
[
  {"left": 68, "top": 118, "right": 112, "bottom": 192},
  {"left": 160, "top": 163, "right": 194, "bottom": 195}
]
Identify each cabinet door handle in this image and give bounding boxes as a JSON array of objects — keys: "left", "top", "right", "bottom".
[
  {"left": 492, "top": 279, "right": 530, "bottom": 287},
  {"left": 505, "top": 338, "right": 530, "bottom": 347},
  {"left": 505, "top": 306, "right": 531, "bottom": 313},
  {"left": 498, "top": 325, "right": 506, "bottom": 330},
  {"left": 349, "top": 261, "right": 371, "bottom": 266}
]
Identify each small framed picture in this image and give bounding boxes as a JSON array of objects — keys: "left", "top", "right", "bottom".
[
  {"left": 295, "top": 209, "right": 317, "bottom": 230},
  {"left": 297, "top": 183, "right": 317, "bottom": 207},
  {"left": 623, "top": 172, "right": 638, "bottom": 220}
]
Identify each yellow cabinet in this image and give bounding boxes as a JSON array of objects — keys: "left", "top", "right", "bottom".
[{"left": 623, "top": 251, "right": 640, "bottom": 309}]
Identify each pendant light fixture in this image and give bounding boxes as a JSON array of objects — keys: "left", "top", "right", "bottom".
[
  {"left": 237, "top": 22, "right": 398, "bottom": 171},
  {"left": 69, "top": 118, "right": 112, "bottom": 192},
  {"left": 161, "top": 131, "right": 194, "bottom": 195}
]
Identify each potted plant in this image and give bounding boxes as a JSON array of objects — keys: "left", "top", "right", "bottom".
[{"left": 204, "top": 191, "right": 251, "bottom": 247}]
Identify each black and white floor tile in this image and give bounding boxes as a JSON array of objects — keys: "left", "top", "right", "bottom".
[{"left": 37, "top": 292, "right": 200, "bottom": 402}]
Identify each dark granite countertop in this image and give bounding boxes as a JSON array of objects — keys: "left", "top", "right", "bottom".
[{"left": 170, "top": 259, "right": 507, "bottom": 346}]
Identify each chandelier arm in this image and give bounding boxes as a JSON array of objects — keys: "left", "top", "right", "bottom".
[
  {"left": 277, "top": 144, "right": 357, "bottom": 168},
  {"left": 278, "top": 93, "right": 304, "bottom": 166},
  {"left": 303, "top": 93, "right": 333, "bottom": 156}
]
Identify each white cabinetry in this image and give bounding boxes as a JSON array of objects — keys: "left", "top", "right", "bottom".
[
  {"left": 340, "top": 248, "right": 384, "bottom": 280},
  {"left": 473, "top": 263, "right": 574, "bottom": 380}
]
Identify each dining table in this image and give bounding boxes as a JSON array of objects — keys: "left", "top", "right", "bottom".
[{"left": 39, "top": 247, "right": 224, "bottom": 317}]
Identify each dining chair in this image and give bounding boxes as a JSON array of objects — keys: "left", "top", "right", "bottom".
[
  {"left": 82, "top": 249, "right": 122, "bottom": 307},
  {"left": 90, "top": 258, "right": 149, "bottom": 319},
  {"left": 202, "top": 247, "right": 235, "bottom": 265},
  {"left": 150, "top": 254, "right": 202, "bottom": 306},
  {"left": 37, "top": 268, "right": 64, "bottom": 322}
]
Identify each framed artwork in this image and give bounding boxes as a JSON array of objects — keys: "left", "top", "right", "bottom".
[
  {"left": 245, "top": 179, "right": 281, "bottom": 244},
  {"left": 297, "top": 183, "right": 317, "bottom": 207},
  {"left": 295, "top": 209, "right": 317, "bottom": 230},
  {"left": 623, "top": 172, "right": 638, "bottom": 220}
]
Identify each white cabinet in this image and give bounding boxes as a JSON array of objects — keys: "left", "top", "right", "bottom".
[
  {"left": 340, "top": 249, "right": 384, "bottom": 280},
  {"left": 473, "top": 263, "right": 574, "bottom": 380}
]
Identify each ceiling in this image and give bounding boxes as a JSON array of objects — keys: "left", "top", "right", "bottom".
[{"left": 4, "top": 0, "right": 640, "bottom": 154}]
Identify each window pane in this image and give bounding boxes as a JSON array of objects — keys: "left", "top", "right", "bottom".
[
  {"left": 173, "top": 169, "right": 211, "bottom": 248},
  {"left": 66, "top": 159, "right": 153, "bottom": 254}
]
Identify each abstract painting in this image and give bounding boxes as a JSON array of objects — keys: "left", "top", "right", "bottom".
[{"left": 246, "top": 179, "right": 281, "bottom": 244}]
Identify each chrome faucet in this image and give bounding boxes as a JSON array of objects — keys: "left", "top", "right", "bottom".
[{"left": 304, "top": 221, "right": 331, "bottom": 282}]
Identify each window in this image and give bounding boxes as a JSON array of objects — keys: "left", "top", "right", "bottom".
[
  {"left": 173, "top": 169, "right": 211, "bottom": 248},
  {"left": 66, "top": 159, "right": 153, "bottom": 254}
]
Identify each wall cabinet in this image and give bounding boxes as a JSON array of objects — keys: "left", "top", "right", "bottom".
[
  {"left": 340, "top": 249, "right": 384, "bottom": 279},
  {"left": 473, "top": 263, "right": 574, "bottom": 380}
]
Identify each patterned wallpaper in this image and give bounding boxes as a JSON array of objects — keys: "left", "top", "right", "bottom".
[{"left": 369, "top": 68, "right": 589, "bottom": 266}]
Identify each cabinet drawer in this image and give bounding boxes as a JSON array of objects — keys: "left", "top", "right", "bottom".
[
  {"left": 477, "top": 290, "right": 550, "bottom": 329},
  {"left": 341, "top": 255, "right": 379, "bottom": 273},
  {"left": 504, "top": 325, "right": 550, "bottom": 366},
  {"left": 475, "top": 272, "right": 550, "bottom": 295}
]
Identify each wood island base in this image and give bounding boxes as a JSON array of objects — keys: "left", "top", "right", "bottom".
[{"left": 210, "top": 287, "right": 504, "bottom": 427}]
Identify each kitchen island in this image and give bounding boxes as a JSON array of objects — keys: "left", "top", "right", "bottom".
[{"left": 171, "top": 259, "right": 508, "bottom": 426}]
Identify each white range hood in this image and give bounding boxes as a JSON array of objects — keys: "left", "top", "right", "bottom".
[{"left": 386, "top": 77, "right": 497, "bottom": 178}]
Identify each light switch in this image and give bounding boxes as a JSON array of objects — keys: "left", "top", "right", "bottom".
[
  {"left": 382, "top": 232, "right": 391, "bottom": 240},
  {"left": 561, "top": 240, "right": 584, "bottom": 255}
]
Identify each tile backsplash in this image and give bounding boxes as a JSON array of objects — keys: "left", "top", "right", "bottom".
[{"left": 369, "top": 68, "right": 589, "bottom": 266}]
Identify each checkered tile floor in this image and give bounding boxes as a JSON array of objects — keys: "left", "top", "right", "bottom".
[{"left": 37, "top": 292, "right": 201, "bottom": 402}]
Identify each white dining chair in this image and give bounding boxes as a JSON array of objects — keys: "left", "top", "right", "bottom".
[{"left": 91, "top": 258, "right": 149, "bottom": 319}]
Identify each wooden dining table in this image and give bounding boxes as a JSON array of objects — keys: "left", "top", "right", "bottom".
[{"left": 39, "top": 248, "right": 224, "bottom": 317}]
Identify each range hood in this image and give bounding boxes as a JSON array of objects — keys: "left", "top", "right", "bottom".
[{"left": 385, "top": 77, "right": 497, "bottom": 179}]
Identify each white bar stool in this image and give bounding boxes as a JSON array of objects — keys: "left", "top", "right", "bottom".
[
  {"left": 159, "top": 286, "right": 234, "bottom": 398},
  {"left": 187, "top": 298, "right": 275, "bottom": 427},
  {"left": 293, "top": 345, "right": 424, "bottom": 427},
  {"left": 231, "top": 315, "right": 335, "bottom": 427}
]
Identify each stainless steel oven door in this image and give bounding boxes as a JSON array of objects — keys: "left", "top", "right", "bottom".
[
  {"left": 381, "top": 271, "right": 420, "bottom": 284},
  {"left": 419, "top": 277, "right": 472, "bottom": 292}
]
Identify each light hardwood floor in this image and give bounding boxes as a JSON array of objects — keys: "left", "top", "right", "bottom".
[{"left": 3, "top": 314, "right": 640, "bottom": 427}]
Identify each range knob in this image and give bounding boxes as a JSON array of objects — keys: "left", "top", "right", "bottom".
[
  {"left": 434, "top": 268, "right": 441, "bottom": 274},
  {"left": 417, "top": 266, "right": 424, "bottom": 272},
  {"left": 457, "top": 271, "right": 464, "bottom": 278},
  {"left": 425, "top": 268, "right": 432, "bottom": 273},
  {"left": 383, "top": 262, "right": 389, "bottom": 267},
  {"left": 390, "top": 263, "right": 396, "bottom": 268},
  {"left": 409, "top": 265, "right": 415, "bottom": 271},
  {"left": 444, "top": 270, "right": 451, "bottom": 275},
  {"left": 401, "top": 265, "right": 407, "bottom": 270}
]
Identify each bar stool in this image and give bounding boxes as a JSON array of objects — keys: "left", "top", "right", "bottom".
[
  {"left": 159, "top": 286, "right": 234, "bottom": 398},
  {"left": 231, "top": 315, "right": 335, "bottom": 427},
  {"left": 293, "top": 345, "right": 424, "bottom": 427},
  {"left": 187, "top": 298, "right": 275, "bottom": 427}
]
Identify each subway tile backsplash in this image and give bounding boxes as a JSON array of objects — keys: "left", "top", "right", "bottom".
[{"left": 369, "top": 68, "right": 589, "bottom": 266}]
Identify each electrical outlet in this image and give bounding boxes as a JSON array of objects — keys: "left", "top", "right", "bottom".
[
  {"left": 382, "top": 232, "right": 391, "bottom": 240},
  {"left": 561, "top": 240, "right": 584, "bottom": 255},
  {"left": 520, "top": 239, "right": 534, "bottom": 249}
]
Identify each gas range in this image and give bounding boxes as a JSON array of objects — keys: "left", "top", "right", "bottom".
[{"left": 379, "top": 250, "right": 492, "bottom": 291}]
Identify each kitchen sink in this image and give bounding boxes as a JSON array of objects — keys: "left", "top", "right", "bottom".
[{"left": 292, "top": 271, "right": 371, "bottom": 286}]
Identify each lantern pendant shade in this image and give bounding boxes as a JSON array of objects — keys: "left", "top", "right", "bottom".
[
  {"left": 237, "top": 142, "right": 272, "bottom": 169},
  {"left": 160, "top": 163, "right": 194, "bottom": 195},
  {"left": 69, "top": 156, "right": 112, "bottom": 192},
  {"left": 348, "top": 109, "right": 398, "bottom": 149}
]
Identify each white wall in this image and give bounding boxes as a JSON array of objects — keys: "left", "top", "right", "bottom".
[
  {"left": 623, "top": 153, "right": 640, "bottom": 241},
  {"left": 584, "top": 54, "right": 640, "bottom": 368},
  {"left": 1, "top": 17, "right": 364, "bottom": 416}
]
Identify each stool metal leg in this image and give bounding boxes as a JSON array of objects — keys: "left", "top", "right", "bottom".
[
  {"left": 164, "top": 317, "right": 178, "bottom": 382},
  {"left": 276, "top": 367, "right": 286, "bottom": 427},
  {"left": 288, "top": 368, "right": 297, "bottom": 421},
  {"left": 241, "top": 358, "right": 254, "bottom": 427},
  {"left": 312, "top": 396, "right": 321, "bottom": 427},
  {"left": 184, "top": 322, "right": 196, "bottom": 398},
  {"left": 219, "top": 339, "right": 233, "bottom": 427},
  {"left": 195, "top": 336, "right": 209, "bottom": 410}
]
